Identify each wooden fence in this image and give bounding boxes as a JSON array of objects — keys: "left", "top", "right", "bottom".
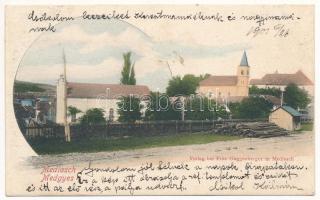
[
  {"left": 300, "top": 118, "right": 314, "bottom": 123},
  {"left": 23, "top": 119, "right": 268, "bottom": 141}
]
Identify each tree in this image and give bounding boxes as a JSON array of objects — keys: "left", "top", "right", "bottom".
[
  {"left": 229, "top": 96, "right": 273, "bottom": 119},
  {"left": 284, "top": 83, "right": 311, "bottom": 109},
  {"left": 14, "top": 81, "right": 46, "bottom": 93},
  {"left": 128, "top": 65, "right": 136, "bottom": 85},
  {"left": 118, "top": 52, "right": 141, "bottom": 122},
  {"left": 166, "top": 74, "right": 210, "bottom": 96},
  {"left": 68, "top": 106, "right": 82, "bottom": 122},
  {"left": 182, "top": 74, "right": 202, "bottom": 95},
  {"left": 117, "top": 96, "right": 142, "bottom": 122},
  {"left": 228, "top": 102, "right": 240, "bottom": 118},
  {"left": 144, "top": 92, "right": 180, "bottom": 120},
  {"left": 143, "top": 93, "right": 229, "bottom": 121},
  {"left": 184, "top": 97, "right": 228, "bottom": 120},
  {"left": 199, "top": 73, "right": 211, "bottom": 80},
  {"left": 120, "top": 52, "right": 136, "bottom": 85},
  {"left": 166, "top": 76, "right": 183, "bottom": 96},
  {"left": 249, "top": 85, "right": 282, "bottom": 98},
  {"left": 79, "top": 108, "right": 106, "bottom": 125}
]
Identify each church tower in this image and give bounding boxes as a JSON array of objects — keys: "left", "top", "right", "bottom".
[{"left": 237, "top": 51, "right": 250, "bottom": 96}]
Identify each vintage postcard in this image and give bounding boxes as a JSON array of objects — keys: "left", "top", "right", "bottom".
[{"left": 5, "top": 4, "right": 315, "bottom": 196}]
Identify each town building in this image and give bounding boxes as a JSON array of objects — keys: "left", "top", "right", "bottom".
[
  {"left": 197, "top": 51, "right": 250, "bottom": 102},
  {"left": 250, "top": 70, "right": 314, "bottom": 96},
  {"left": 269, "top": 106, "right": 301, "bottom": 131},
  {"left": 55, "top": 75, "right": 150, "bottom": 124}
]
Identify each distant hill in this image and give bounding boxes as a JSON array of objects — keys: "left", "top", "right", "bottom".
[{"left": 14, "top": 80, "right": 56, "bottom": 93}]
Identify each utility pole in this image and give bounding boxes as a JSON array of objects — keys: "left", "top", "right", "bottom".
[
  {"left": 181, "top": 96, "right": 185, "bottom": 121},
  {"left": 63, "top": 48, "right": 71, "bottom": 142},
  {"left": 280, "top": 90, "right": 284, "bottom": 107}
]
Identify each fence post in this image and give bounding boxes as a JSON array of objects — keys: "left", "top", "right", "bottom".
[
  {"left": 107, "top": 123, "right": 110, "bottom": 139},
  {"left": 175, "top": 120, "right": 178, "bottom": 134},
  {"left": 162, "top": 121, "right": 165, "bottom": 134}
]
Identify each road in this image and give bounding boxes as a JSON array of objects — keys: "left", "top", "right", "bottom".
[{"left": 26, "top": 131, "right": 314, "bottom": 168}]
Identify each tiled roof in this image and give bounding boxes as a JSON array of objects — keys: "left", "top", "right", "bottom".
[
  {"left": 250, "top": 70, "right": 313, "bottom": 86},
  {"left": 272, "top": 106, "right": 302, "bottom": 117},
  {"left": 249, "top": 78, "right": 263, "bottom": 85},
  {"left": 67, "top": 82, "right": 150, "bottom": 99},
  {"left": 263, "top": 95, "right": 281, "bottom": 106},
  {"left": 199, "top": 76, "right": 238, "bottom": 86}
]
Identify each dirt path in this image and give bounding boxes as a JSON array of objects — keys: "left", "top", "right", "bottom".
[{"left": 25, "top": 131, "right": 314, "bottom": 168}]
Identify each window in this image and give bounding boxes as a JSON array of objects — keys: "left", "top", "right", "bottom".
[
  {"left": 247, "top": 70, "right": 249, "bottom": 75},
  {"left": 241, "top": 70, "right": 244, "bottom": 75},
  {"left": 109, "top": 108, "right": 114, "bottom": 122}
]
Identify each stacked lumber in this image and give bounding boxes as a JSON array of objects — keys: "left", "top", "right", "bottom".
[{"left": 212, "top": 122, "right": 291, "bottom": 138}]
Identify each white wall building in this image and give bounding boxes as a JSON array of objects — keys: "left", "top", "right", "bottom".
[{"left": 56, "top": 75, "right": 150, "bottom": 124}]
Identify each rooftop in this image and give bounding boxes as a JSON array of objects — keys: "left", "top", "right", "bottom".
[
  {"left": 250, "top": 70, "right": 313, "bottom": 86},
  {"left": 67, "top": 82, "right": 150, "bottom": 99},
  {"left": 199, "top": 76, "right": 238, "bottom": 86},
  {"left": 272, "top": 105, "right": 302, "bottom": 117}
]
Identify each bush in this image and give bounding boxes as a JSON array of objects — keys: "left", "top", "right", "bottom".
[
  {"left": 117, "top": 96, "right": 142, "bottom": 122},
  {"left": 249, "top": 85, "right": 282, "bottom": 98},
  {"left": 79, "top": 108, "right": 106, "bottom": 125},
  {"left": 230, "top": 96, "right": 273, "bottom": 119},
  {"left": 144, "top": 92, "right": 180, "bottom": 121},
  {"left": 185, "top": 97, "right": 228, "bottom": 120}
]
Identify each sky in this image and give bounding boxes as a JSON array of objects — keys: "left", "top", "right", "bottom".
[{"left": 15, "top": 6, "right": 314, "bottom": 92}]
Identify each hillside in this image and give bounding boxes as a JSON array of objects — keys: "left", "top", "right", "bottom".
[{"left": 14, "top": 80, "right": 56, "bottom": 93}]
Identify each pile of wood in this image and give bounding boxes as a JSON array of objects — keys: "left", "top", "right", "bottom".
[{"left": 212, "top": 122, "right": 291, "bottom": 138}]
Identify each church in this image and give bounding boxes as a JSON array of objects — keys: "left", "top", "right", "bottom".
[{"left": 197, "top": 51, "right": 250, "bottom": 102}]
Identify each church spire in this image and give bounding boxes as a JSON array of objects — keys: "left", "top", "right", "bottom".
[{"left": 240, "top": 50, "right": 249, "bottom": 66}]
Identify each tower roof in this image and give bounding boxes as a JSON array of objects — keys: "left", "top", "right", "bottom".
[{"left": 240, "top": 51, "right": 249, "bottom": 66}]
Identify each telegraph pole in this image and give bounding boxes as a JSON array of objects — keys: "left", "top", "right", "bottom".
[
  {"left": 181, "top": 96, "right": 185, "bottom": 121},
  {"left": 280, "top": 90, "right": 284, "bottom": 107},
  {"left": 63, "top": 48, "right": 71, "bottom": 142}
]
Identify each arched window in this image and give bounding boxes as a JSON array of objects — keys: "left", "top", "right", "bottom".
[
  {"left": 247, "top": 70, "right": 249, "bottom": 75},
  {"left": 241, "top": 70, "right": 244, "bottom": 75}
]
